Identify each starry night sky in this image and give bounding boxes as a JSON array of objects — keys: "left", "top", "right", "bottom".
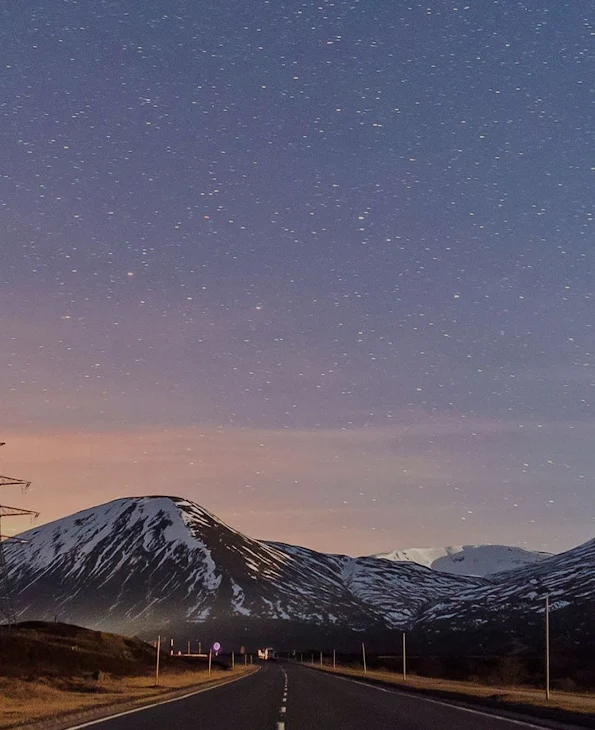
[{"left": 1, "top": 1, "right": 595, "bottom": 555}]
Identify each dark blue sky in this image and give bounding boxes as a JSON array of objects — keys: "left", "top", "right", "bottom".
[{"left": 2, "top": 1, "right": 594, "bottom": 553}]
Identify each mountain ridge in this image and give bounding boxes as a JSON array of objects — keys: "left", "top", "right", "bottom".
[
  {"left": 4, "top": 496, "right": 480, "bottom": 640},
  {"left": 4, "top": 495, "right": 594, "bottom": 651}
]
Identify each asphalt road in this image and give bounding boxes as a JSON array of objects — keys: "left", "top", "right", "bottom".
[{"left": 65, "top": 662, "right": 586, "bottom": 730}]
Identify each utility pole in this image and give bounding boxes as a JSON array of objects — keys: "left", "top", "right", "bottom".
[
  {"left": 362, "top": 642, "right": 367, "bottom": 675},
  {"left": 155, "top": 636, "right": 161, "bottom": 686},
  {"left": 0, "top": 444, "right": 39, "bottom": 626},
  {"left": 545, "top": 595, "right": 550, "bottom": 701},
  {"left": 402, "top": 632, "right": 407, "bottom": 680}
]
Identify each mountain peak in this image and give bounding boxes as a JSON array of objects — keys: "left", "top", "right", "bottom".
[
  {"left": 372, "top": 544, "right": 552, "bottom": 577},
  {"left": 5, "top": 496, "right": 478, "bottom": 639},
  {"left": 6, "top": 497, "right": 594, "bottom": 649}
]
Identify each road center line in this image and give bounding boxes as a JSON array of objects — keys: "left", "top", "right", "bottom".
[{"left": 276, "top": 666, "right": 289, "bottom": 729}]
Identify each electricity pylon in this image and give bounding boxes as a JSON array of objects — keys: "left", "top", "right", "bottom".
[{"left": 0, "top": 444, "right": 39, "bottom": 626}]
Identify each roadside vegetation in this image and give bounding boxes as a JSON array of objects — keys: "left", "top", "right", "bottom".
[
  {"left": 312, "top": 660, "right": 595, "bottom": 719},
  {"left": 0, "top": 622, "right": 252, "bottom": 729}
]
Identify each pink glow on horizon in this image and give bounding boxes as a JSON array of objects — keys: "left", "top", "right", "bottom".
[{"left": 0, "top": 422, "right": 591, "bottom": 556}]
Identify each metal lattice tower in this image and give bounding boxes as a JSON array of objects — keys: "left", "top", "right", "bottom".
[{"left": 0, "top": 443, "right": 39, "bottom": 626}]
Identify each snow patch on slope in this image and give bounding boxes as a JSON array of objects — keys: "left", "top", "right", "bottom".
[{"left": 373, "top": 544, "right": 552, "bottom": 577}]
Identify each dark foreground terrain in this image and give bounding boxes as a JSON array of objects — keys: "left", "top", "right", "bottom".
[
  {"left": 0, "top": 622, "right": 237, "bottom": 729},
  {"left": 0, "top": 621, "right": 227, "bottom": 679}
]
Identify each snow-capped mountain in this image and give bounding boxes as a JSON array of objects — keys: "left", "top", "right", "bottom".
[
  {"left": 5, "top": 495, "right": 594, "bottom": 651},
  {"left": 4, "top": 496, "right": 480, "bottom": 641},
  {"left": 267, "top": 542, "right": 480, "bottom": 627},
  {"left": 416, "top": 537, "right": 595, "bottom": 647},
  {"left": 373, "top": 545, "right": 552, "bottom": 577}
]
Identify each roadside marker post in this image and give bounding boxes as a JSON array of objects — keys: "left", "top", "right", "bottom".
[
  {"left": 155, "top": 635, "right": 161, "bottom": 687},
  {"left": 402, "top": 632, "right": 407, "bottom": 681},
  {"left": 208, "top": 649, "right": 212, "bottom": 677},
  {"left": 545, "top": 594, "right": 551, "bottom": 701},
  {"left": 333, "top": 649, "right": 336, "bottom": 669},
  {"left": 319, "top": 651, "right": 323, "bottom": 667},
  {"left": 362, "top": 642, "right": 367, "bottom": 675},
  {"left": 244, "top": 653, "right": 247, "bottom": 666},
  {"left": 232, "top": 651, "right": 235, "bottom": 670},
  {"left": 187, "top": 640, "right": 190, "bottom": 655}
]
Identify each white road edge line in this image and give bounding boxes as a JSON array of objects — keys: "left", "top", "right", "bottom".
[
  {"left": 320, "top": 671, "right": 558, "bottom": 730},
  {"left": 62, "top": 667, "right": 260, "bottom": 729}
]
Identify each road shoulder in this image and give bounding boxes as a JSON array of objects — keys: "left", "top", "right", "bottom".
[{"left": 299, "top": 665, "right": 595, "bottom": 730}]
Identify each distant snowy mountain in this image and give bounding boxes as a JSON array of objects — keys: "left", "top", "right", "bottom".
[
  {"left": 4, "top": 496, "right": 479, "bottom": 641},
  {"left": 373, "top": 545, "right": 552, "bottom": 577},
  {"left": 5, "top": 496, "right": 593, "bottom": 651},
  {"left": 419, "top": 537, "right": 595, "bottom": 629}
]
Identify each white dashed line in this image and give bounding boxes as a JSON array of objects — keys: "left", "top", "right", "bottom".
[{"left": 276, "top": 666, "right": 289, "bottom": 729}]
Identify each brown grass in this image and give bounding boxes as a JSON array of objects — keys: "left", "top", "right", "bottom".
[
  {"left": 0, "top": 667, "right": 255, "bottom": 729},
  {"left": 0, "top": 623, "right": 256, "bottom": 730},
  {"left": 315, "top": 664, "right": 595, "bottom": 715}
]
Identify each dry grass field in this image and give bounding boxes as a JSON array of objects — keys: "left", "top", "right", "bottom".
[
  {"left": 315, "top": 664, "right": 595, "bottom": 716},
  {"left": 0, "top": 622, "right": 254, "bottom": 730}
]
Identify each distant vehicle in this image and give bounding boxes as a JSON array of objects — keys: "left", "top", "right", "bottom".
[{"left": 257, "top": 647, "right": 276, "bottom": 660}]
